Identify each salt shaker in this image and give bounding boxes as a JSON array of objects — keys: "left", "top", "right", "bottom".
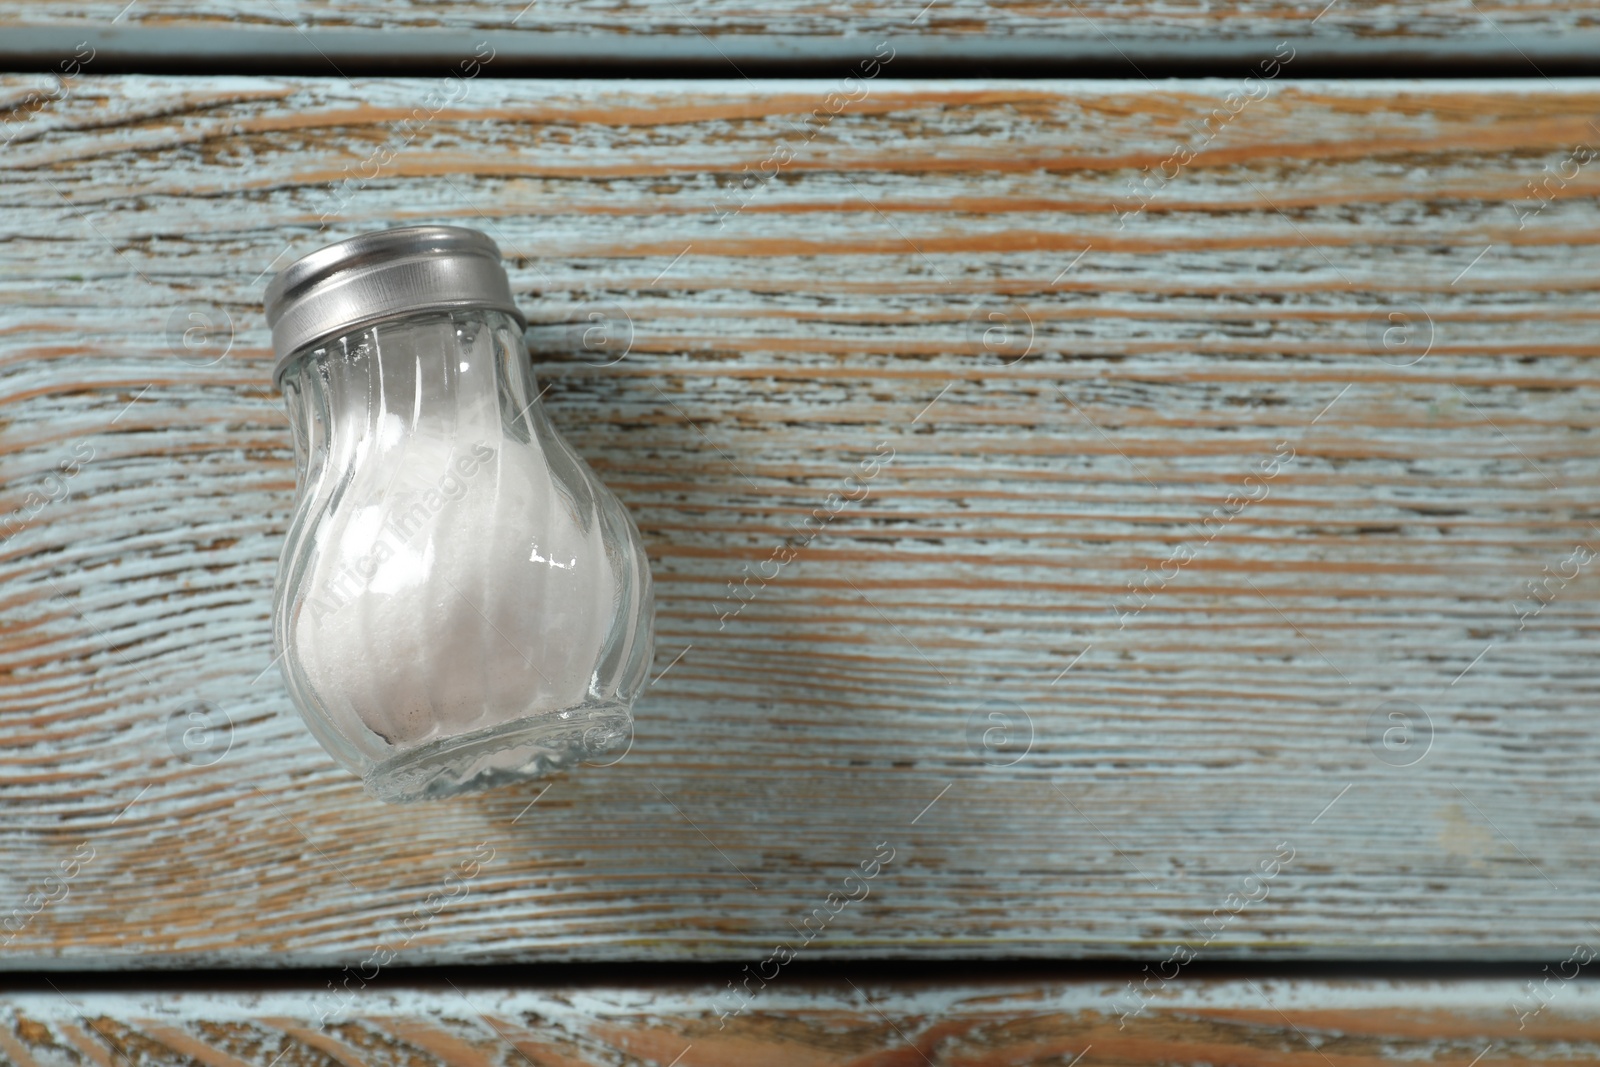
[{"left": 264, "top": 226, "right": 654, "bottom": 802}]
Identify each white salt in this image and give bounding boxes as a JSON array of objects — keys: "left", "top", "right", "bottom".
[{"left": 291, "top": 349, "right": 617, "bottom": 756}]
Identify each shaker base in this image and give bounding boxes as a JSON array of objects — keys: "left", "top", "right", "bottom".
[{"left": 363, "top": 702, "right": 634, "bottom": 803}]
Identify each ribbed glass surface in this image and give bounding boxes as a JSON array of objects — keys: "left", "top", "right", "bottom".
[{"left": 274, "top": 309, "right": 653, "bottom": 801}]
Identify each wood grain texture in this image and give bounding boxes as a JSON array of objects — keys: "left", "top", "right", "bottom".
[
  {"left": 5, "top": 977, "right": 1600, "bottom": 1066},
  {"left": 1, "top": 77, "right": 1599, "bottom": 967},
  {"left": 0, "top": 0, "right": 1593, "bottom": 43}
]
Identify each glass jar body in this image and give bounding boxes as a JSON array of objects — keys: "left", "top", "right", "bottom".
[{"left": 274, "top": 308, "right": 653, "bottom": 801}]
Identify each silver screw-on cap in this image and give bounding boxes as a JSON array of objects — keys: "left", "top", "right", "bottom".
[{"left": 263, "top": 225, "right": 528, "bottom": 385}]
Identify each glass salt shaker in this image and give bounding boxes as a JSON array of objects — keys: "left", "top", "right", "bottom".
[{"left": 263, "top": 226, "right": 654, "bottom": 802}]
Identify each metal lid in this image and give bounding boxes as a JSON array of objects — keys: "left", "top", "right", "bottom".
[{"left": 263, "top": 225, "right": 527, "bottom": 385}]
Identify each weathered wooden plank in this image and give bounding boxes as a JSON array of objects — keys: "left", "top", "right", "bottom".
[
  {"left": 4, "top": 977, "right": 1600, "bottom": 1065},
  {"left": 0, "top": 0, "right": 1593, "bottom": 43},
  {"left": 1, "top": 77, "right": 1598, "bottom": 967}
]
